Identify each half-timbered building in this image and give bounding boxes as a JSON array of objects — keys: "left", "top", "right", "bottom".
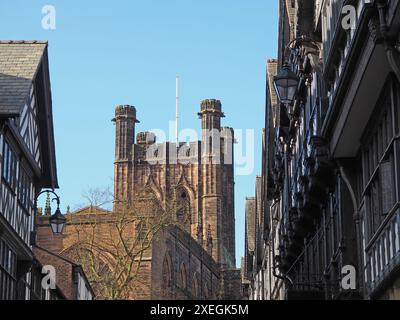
[
  {"left": 0, "top": 40, "right": 60, "bottom": 300},
  {"left": 244, "top": 0, "right": 400, "bottom": 300}
]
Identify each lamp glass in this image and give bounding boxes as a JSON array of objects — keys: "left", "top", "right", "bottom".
[
  {"left": 273, "top": 64, "right": 300, "bottom": 104},
  {"left": 49, "top": 208, "right": 66, "bottom": 235}
]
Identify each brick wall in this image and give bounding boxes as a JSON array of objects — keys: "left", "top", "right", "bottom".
[{"left": 33, "top": 245, "right": 75, "bottom": 300}]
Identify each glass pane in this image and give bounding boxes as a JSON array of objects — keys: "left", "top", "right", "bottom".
[
  {"left": 381, "top": 161, "right": 393, "bottom": 214},
  {"left": 395, "top": 219, "right": 399, "bottom": 253}
]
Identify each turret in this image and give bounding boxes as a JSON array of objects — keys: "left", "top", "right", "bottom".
[
  {"left": 198, "top": 99, "right": 225, "bottom": 162},
  {"left": 198, "top": 99, "right": 224, "bottom": 131},
  {"left": 113, "top": 105, "right": 139, "bottom": 208},
  {"left": 198, "top": 99, "right": 235, "bottom": 268},
  {"left": 113, "top": 105, "right": 139, "bottom": 161}
]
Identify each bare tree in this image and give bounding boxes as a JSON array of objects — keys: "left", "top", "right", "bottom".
[{"left": 62, "top": 187, "right": 188, "bottom": 300}]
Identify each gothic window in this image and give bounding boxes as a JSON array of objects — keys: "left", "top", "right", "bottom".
[
  {"left": 180, "top": 263, "right": 187, "bottom": 290},
  {"left": 162, "top": 255, "right": 172, "bottom": 296},
  {"left": 207, "top": 225, "right": 213, "bottom": 255},
  {"left": 176, "top": 190, "right": 191, "bottom": 232},
  {"left": 192, "top": 272, "right": 200, "bottom": 298},
  {"left": 176, "top": 209, "right": 185, "bottom": 222},
  {"left": 203, "top": 282, "right": 210, "bottom": 300}
]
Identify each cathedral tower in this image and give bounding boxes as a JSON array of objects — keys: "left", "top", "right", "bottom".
[{"left": 112, "top": 100, "right": 236, "bottom": 269}]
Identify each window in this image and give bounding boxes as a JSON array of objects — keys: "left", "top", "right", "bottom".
[
  {"left": 203, "top": 282, "right": 210, "bottom": 300},
  {"left": 176, "top": 208, "right": 185, "bottom": 222},
  {"left": 366, "top": 159, "right": 395, "bottom": 237},
  {"left": 380, "top": 160, "right": 394, "bottom": 214},
  {"left": 18, "top": 166, "right": 32, "bottom": 210},
  {"left": 136, "top": 221, "right": 148, "bottom": 243},
  {"left": 192, "top": 273, "right": 200, "bottom": 298},
  {"left": 180, "top": 263, "right": 187, "bottom": 290},
  {"left": 162, "top": 255, "right": 172, "bottom": 296},
  {"left": 2, "top": 140, "right": 17, "bottom": 190},
  {"left": 17, "top": 263, "right": 65, "bottom": 300},
  {"left": 362, "top": 84, "right": 397, "bottom": 240},
  {"left": 0, "top": 240, "right": 17, "bottom": 300},
  {"left": 176, "top": 191, "right": 191, "bottom": 231},
  {"left": 77, "top": 271, "right": 93, "bottom": 300}
]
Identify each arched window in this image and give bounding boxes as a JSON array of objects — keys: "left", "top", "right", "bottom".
[
  {"left": 192, "top": 272, "right": 200, "bottom": 298},
  {"left": 176, "top": 208, "right": 185, "bottom": 222},
  {"left": 203, "top": 282, "right": 210, "bottom": 300},
  {"left": 180, "top": 263, "right": 187, "bottom": 290},
  {"left": 176, "top": 190, "right": 191, "bottom": 232},
  {"left": 162, "top": 254, "right": 172, "bottom": 296},
  {"left": 61, "top": 245, "right": 113, "bottom": 299}
]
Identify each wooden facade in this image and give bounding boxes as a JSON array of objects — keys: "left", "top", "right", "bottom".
[{"left": 244, "top": 0, "right": 400, "bottom": 300}]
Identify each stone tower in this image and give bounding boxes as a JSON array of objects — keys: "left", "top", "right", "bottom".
[
  {"left": 113, "top": 100, "right": 236, "bottom": 268},
  {"left": 198, "top": 99, "right": 236, "bottom": 268},
  {"left": 113, "top": 105, "right": 139, "bottom": 205}
]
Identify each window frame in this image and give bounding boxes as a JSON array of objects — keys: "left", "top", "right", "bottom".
[
  {"left": 0, "top": 239, "right": 18, "bottom": 300},
  {"left": 17, "top": 163, "right": 33, "bottom": 212},
  {"left": 361, "top": 79, "right": 398, "bottom": 241},
  {"left": 2, "top": 139, "right": 18, "bottom": 191}
]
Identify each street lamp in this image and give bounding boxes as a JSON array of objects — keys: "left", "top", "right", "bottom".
[
  {"left": 49, "top": 206, "right": 67, "bottom": 235},
  {"left": 273, "top": 63, "right": 300, "bottom": 105},
  {"left": 273, "top": 36, "right": 322, "bottom": 106},
  {"left": 35, "top": 190, "right": 66, "bottom": 235}
]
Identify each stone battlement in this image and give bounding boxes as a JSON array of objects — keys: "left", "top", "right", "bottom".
[
  {"left": 201, "top": 99, "right": 222, "bottom": 111},
  {"left": 114, "top": 105, "right": 139, "bottom": 121}
]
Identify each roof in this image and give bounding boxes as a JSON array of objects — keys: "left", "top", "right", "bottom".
[
  {"left": 0, "top": 41, "right": 48, "bottom": 117},
  {"left": 34, "top": 245, "right": 96, "bottom": 299},
  {"left": 68, "top": 205, "right": 112, "bottom": 215},
  {"left": 0, "top": 40, "right": 58, "bottom": 188}
]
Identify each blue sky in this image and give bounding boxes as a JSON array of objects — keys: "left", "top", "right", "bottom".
[{"left": 0, "top": 0, "right": 278, "bottom": 265}]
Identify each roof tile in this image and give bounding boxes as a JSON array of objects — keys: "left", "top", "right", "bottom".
[{"left": 0, "top": 41, "right": 47, "bottom": 116}]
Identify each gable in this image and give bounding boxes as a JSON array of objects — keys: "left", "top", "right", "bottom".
[
  {"left": 0, "top": 41, "right": 58, "bottom": 188},
  {"left": 0, "top": 41, "right": 47, "bottom": 117}
]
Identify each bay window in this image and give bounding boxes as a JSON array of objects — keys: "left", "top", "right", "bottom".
[{"left": 362, "top": 85, "right": 397, "bottom": 241}]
